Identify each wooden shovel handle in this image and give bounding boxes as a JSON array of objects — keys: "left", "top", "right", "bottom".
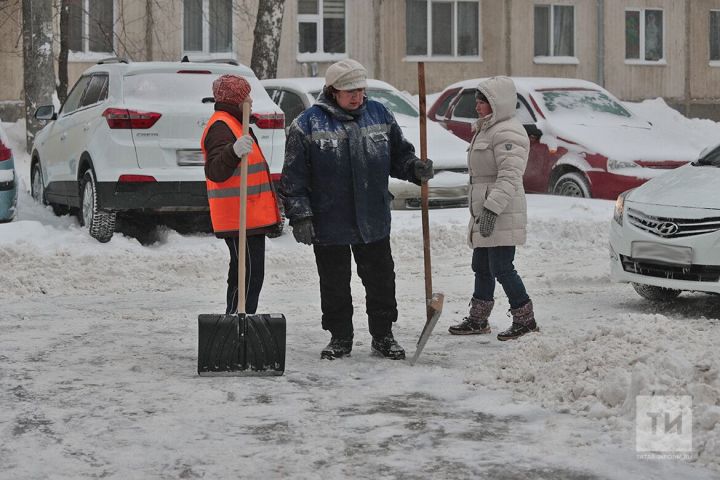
[
  {"left": 237, "top": 101, "right": 250, "bottom": 315},
  {"left": 417, "top": 63, "right": 433, "bottom": 312}
]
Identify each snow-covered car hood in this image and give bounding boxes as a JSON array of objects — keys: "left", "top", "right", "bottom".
[
  {"left": 627, "top": 164, "right": 720, "bottom": 210},
  {"left": 394, "top": 113, "right": 468, "bottom": 170},
  {"left": 544, "top": 119, "right": 699, "bottom": 163}
]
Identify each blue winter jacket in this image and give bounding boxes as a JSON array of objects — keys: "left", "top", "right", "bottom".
[{"left": 281, "top": 91, "right": 420, "bottom": 245}]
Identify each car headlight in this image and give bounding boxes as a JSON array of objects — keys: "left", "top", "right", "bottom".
[
  {"left": 607, "top": 159, "right": 639, "bottom": 170},
  {"left": 613, "top": 190, "right": 630, "bottom": 225}
]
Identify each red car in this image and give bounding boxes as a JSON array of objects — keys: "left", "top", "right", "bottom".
[{"left": 429, "top": 77, "right": 695, "bottom": 199}]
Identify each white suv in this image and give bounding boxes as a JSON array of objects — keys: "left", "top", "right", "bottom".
[{"left": 31, "top": 59, "right": 285, "bottom": 242}]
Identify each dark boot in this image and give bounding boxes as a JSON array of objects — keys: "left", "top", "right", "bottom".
[
  {"left": 321, "top": 336, "right": 353, "bottom": 360},
  {"left": 448, "top": 298, "right": 494, "bottom": 335},
  {"left": 371, "top": 333, "right": 406, "bottom": 360},
  {"left": 497, "top": 300, "right": 539, "bottom": 341}
]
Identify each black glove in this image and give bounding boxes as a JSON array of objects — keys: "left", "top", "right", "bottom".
[
  {"left": 477, "top": 208, "right": 497, "bottom": 237},
  {"left": 291, "top": 218, "right": 315, "bottom": 245},
  {"left": 413, "top": 159, "right": 434, "bottom": 182}
]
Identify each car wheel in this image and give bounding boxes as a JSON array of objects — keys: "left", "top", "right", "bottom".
[
  {"left": 552, "top": 172, "right": 591, "bottom": 198},
  {"left": 632, "top": 283, "right": 682, "bottom": 301},
  {"left": 31, "top": 161, "right": 47, "bottom": 205},
  {"left": 80, "top": 169, "right": 116, "bottom": 243}
]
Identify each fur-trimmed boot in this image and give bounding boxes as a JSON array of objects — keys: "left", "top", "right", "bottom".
[
  {"left": 448, "top": 297, "right": 494, "bottom": 335},
  {"left": 497, "top": 300, "right": 539, "bottom": 341}
]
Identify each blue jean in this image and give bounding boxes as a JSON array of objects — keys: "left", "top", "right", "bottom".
[{"left": 472, "top": 246, "right": 530, "bottom": 309}]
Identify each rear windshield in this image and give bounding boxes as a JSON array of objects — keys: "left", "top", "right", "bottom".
[
  {"left": 123, "top": 72, "right": 265, "bottom": 105},
  {"left": 539, "top": 89, "right": 632, "bottom": 118}
]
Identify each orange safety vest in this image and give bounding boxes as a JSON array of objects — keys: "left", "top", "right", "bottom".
[{"left": 201, "top": 111, "right": 280, "bottom": 235}]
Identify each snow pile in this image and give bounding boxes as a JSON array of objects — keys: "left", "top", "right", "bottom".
[{"left": 471, "top": 316, "right": 719, "bottom": 464}]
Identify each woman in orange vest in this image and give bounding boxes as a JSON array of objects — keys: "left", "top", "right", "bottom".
[{"left": 202, "top": 74, "right": 281, "bottom": 314}]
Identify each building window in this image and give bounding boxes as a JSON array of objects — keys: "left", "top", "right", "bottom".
[
  {"left": 710, "top": 10, "right": 720, "bottom": 62},
  {"left": 68, "top": 0, "right": 114, "bottom": 54},
  {"left": 534, "top": 4, "right": 574, "bottom": 57},
  {"left": 184, "top": 0, "right": 233, "bottom": 55},
  {"left": 297, "top": 0, "right": 346, "bottom": 59},
  {"left": 625, "top": 9, "right": 663, "bottom": 62},
  {"left": 405, "top": 0, "right": 480, "bottom": 58}
]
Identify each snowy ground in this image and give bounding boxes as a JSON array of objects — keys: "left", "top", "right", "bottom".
[{"left": 2, "top": 103, "right": 720, "bottom": 479}]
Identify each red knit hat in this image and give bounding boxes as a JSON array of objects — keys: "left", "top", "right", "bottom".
[{"left": 212, "top": 74, "right": 251, "bottom": 105}]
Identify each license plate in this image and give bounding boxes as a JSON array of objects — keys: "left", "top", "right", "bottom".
[
  {"left": 631, "top": 241, "right": 693, "bottom": 266},
  {"left": 176, "top": 150, "right": 204, "bottom": 166}
]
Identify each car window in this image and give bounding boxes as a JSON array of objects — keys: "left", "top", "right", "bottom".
[
  {"left": 367, "top": 89, "right": 418, "bottom": 118},
  {"left": 434, "top": 91, "right": 457, "bottom": 118},
  {"left": 451, "top": 90, "right": 479, "bottom": 120},
  {"left": 308, "top": 88, "right": 418, "bottom": 118},
  {"left": 515, "top": 95, "right": 536, "bottom": 124},
  {"left": 278, "top": 91, "right": 306, "bottom": 127},
  {"left": 265, "top": 88, "right": 279, "bottom": 102},
  {"left": 80, "top": 74, "right": 109, "bottom": 108},
  {"left": 696, "top": 145, "right": 720, "bottom": 167},
  {"left": 60, "top": 76, "right": 92, "bottom": 115},
  {"left": 539, "top": 89, "right": 632, "bottom": 118}
]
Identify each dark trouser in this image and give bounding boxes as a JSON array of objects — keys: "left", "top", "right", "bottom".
[
  {"left": 225, "top": 235, "right": 266, "bottom": 315},
  {"left": 472, "top": 246, "right": 530, "bottom": 310},
  {"left": 313, "top": 236, "right": 398, "bottom": 339}
]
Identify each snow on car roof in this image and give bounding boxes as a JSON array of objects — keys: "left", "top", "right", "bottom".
[
  {"left": 260, "top": 77, "right": 399, "bottom": 93},
  {"left": 85, "top": 61, "right": 255, "bottom": 77},
  {"left": 444, "top": 76, "right": 606, "bottom": 94}
]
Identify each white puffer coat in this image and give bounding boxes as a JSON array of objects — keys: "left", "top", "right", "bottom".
[{"left": 467, "top": 76, "right": 529, "bottom": 248}]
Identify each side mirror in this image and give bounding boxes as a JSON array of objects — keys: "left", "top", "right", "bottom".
[
  {"left": 524, "top": 123, "right": 542, "bottom": 139},
  {"left": 35, "top": 105, "right": 56, "bottom": 121}
]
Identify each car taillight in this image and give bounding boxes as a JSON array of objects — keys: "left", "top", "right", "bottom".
[
  {"left": 0, "top": 141, "right": 11, "bottom": 161},
  {"left": 118, "top": 174, "right": 156, "bottom": 182},
  {"left": 252, "top": 113, "right": 285, "bottom": 129},
  {"left": 103, "top": 108, "right": 162, "bottom": 129}
]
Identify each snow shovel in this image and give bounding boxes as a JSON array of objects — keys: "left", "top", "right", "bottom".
[
  {"left": 409, "top": 62, "right": 445, "bottom": 366},
  {"left": 198, "top": 101, "right": 286, "bottom": 376}
]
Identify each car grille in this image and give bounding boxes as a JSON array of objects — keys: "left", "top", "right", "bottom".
[
  {"left": 627, "top": 208, "right": 720, "bottom": 238},
  {"left": 620, "top": 255, "right": 720, "bottom": 282}
]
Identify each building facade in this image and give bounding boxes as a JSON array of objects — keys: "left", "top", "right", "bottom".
[{"left": 1, "top": 0, "right": 720, "bottom": 122}]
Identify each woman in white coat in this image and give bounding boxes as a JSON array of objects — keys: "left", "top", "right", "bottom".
[{"left": 448, "top": 76, "right": 539, "bottom": 341}]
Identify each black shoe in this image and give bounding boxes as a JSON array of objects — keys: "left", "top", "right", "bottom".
[
  {"left": 371, "top": 334, "right": 406, "bottom": 360},
  {"left": 321, "top": 336, "right": 353, "bottom": 360},
  {"left": 448, "top": 317, "right": 491, "bottom": 335},
  {"left": 496, "top": 322, "right": 539, "bottom": 341}
]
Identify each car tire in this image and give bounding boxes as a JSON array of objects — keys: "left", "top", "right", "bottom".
[
  {"left": 632, "top": 283, "right": 682, "bottom": 301},
  {"left": 31, "top": 161, "right": 46, "bottom": 205},
  {"left": 80, "top": 169, "right": 116, "bottom": 243},
  {"left": 552, "top": 172, "right": 591, "bottom": 198}
]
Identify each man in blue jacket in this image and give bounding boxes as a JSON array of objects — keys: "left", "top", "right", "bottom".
[{"left": 281, "top": 59, "right": 434, "bottom": 360}]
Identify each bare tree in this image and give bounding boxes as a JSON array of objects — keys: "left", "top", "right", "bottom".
[
  {"left": 57, "top": 0, "right": 69, "bottom": 103},
  {"left": 250, "top": 0, "right": 286, "bottom": 79},
  {"left": 22, "top": 0, "right": 55, "bottom": 152}
]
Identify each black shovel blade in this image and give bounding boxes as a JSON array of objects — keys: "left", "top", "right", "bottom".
[{"left": 197, "top": 313, "right": 286, "bottom": 376}]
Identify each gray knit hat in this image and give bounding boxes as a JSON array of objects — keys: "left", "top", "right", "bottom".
[{"left": 325, "top": 59, "right": 367, "bottom": 90}]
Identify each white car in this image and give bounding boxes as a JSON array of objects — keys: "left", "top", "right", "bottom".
[
  {"left": 261, "top": 77, "right": 470, "bottom": 209},
  {"left": 31, "top": 59, "right": 285, "bottom": 242},
  {"left": 609, "top": 143, "right": 720, "bottom": 300}
]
